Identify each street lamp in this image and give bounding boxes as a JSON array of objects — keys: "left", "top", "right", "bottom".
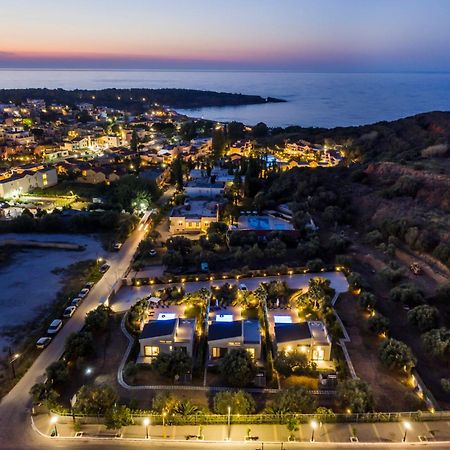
[
  {"left": 9, "top": 353, "right": 20, "bottom": 378},
  {"left": 402, "top": 420, "right": 412, "bottom": 442},
  {"left": 310, "top": 420, "right": 318, "bottom": 442},
  {"left": 227, "top": 405, "right": 231, "bottom": 440},
  {"left": 50, "top": 416, "right": 58, "bottom": 437},
  {"left": 162, "top": 411, "right": 167, "bottom": 439},
  {"left": 143, "top": 418, "right": 150, "bottom": 439}
]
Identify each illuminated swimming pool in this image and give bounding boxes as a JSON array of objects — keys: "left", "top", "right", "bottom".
[
  {"left": 157, "top": 313, "right": 176, "bottom": 320},
  {"left": 216, "top": 314, "right": 233, "bottom": 322},
  {"left": 273, "top": 315, "right": 292, "bottom": 324}
]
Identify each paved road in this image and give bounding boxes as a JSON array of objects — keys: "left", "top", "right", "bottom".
[
  {"left": 113, "top": 271, "right": 349, "bottom": 312},
  {"left": 0, "top": 223, "right": 148, "bottom": 449}
]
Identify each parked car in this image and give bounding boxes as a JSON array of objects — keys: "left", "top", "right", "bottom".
[
  {"left": 113, "top": 242, "right": 122, "bottom": 251},
  {"left": 78, "top": 288, "right": 90, "bottom": 298},
  {"left": 99, "top": 263, "right": 110, "bottom": 273},
  {"left": 36, "top": 337, "right": 52, "bottom": 349},
  {"left": 84, "top": 282, "right": 95, "bottom": 290},
  {"left": 63, "top": 306, "right": 76, "bottom": 318},
  {"left": 149, "top": 249, "right": 157, "bottom": 257},
  {"left": 239, "top": 283, "right": 248, "bottom": 291},
  {"left": 71, "top": 298, "right": 82, "bottom": 308},
  {"left": 47, "top": 319, "right": 62, "bottom": 335}
]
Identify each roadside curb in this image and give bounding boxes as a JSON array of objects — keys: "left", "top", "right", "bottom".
[{"left": 30, "top": 414, "right": 450, "bottom": 446}]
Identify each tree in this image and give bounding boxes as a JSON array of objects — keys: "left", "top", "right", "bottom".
[
  {"left": 105, "top": 405, "right": 134, "bottom": 430},
  {"left": 46, "top": 360, "right": 69, "bottom": 385},
  {"left": 30, "top": 383, "right": 59, "bottom": 407},
  {"left": 441, "top": 378, "right": 450, "bottom": 394},
  {"left": 131, "top": 191, "right": 151, "bottom": 213},
  {"left": 378, "top": 338, "right": 416, "bottom": 372},
  {"left": 422, "top": 328, "right": 450, "bottom": 360},
  {"left": 286, "top": 416, "right": 299, "bottom": 441},
  {"left": 219, "top": 349, "right": 257, "bottom": 387},
  {"left": 152, "top": 349, "right": 192, "bottom": 379},
  {"left": 75, "top": 385, "right": 118, "bottom": 415},
  {"left": 173, "top": 400, "right": 201, "bottom": 416},
  {"left": 227, "top": 121, "right": 245, "bottom": 141},
  {"left": 264, "top": 238, "right": 287, "bottom": 259},
  {"left": 212, "top": 127, "right": 226, "bottom": 158},
  {"left": 436, "top": 281, "right": 450, "bottom": 303},
  {"left": 368, "top": 314, "right": 390, "bottom": 335},
  {"left": 252, "top": 122, "right": 268, "bottom": 138},
  {"left": 213, "top": 390, "right": 256, "bottom": 415},
  {"left": 130, "top": 129, "right": 139, "bottom": 152},
  {"left": 337, "top": 379, "right": 374, "bottom": 413},
  {"left": 389, "top": 284, "right": 424, "bottom": 306},
  {"left": 274, "top": 350, "right": 317, "bottom": 377},
  {"left": 407, "top": 305, "right": 439, "bottom": 332},
  {"left": 64, "top": 331, "right": 94, "bottom": 363},
  {"left": 152, "top": 391, "right": 178, "bottom": 414},
  {"left": 358, "top": 291, "right": 377, "bottom": 309},
  {"left": 171, "top": 155, "right": 184, "bottom": 190},
  {"left": 271, "top": 387, "right": 316, "bottom": 413},
  {"left": 85, "top": 305, "right": 109, "bottom": 332}
]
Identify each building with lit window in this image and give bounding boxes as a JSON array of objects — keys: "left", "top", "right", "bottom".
[
  {"left": 207, "top": 319, "right": 261, "bottom": 362},
  {"left": 169, "top": 200, "right": 218, "bottom": 234},
  {"left": 274, "top": 320, "right": 332, "bottom": 361},
  {"left": 138, "top": 317, "right": 196, "bottom": 363}
]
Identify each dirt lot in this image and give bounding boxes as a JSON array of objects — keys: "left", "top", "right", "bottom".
[{"left": 335, "top": 294, "right": 414, "bottom": 412}]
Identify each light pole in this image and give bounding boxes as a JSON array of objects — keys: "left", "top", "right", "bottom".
[
  {"left": 50, "top": 416, "right": 58, "bottom": 437},
  {"left": 227, "top": 405, "right": 231, "bottom": 440},
  {"left": 402, "top": 420, "right": 412, "bottom": 442},
  {"left": 9, "top": 353, "right": 20, "bottom": 379},
  {"left": 162, "top": 411, "right": 167, "bottom": 439},
  {"left": 310, "top": 419, "right": 318, "bottom": 442},
  {"left": 143, "top": 418, "right": 150, "bottom": 439}
]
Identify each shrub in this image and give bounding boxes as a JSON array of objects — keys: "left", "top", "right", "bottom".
[
  {"left": 407, "top": 305, "right": 439, "bottom": 332},
  {"left": 64, "top": 331, "right": 94, "bottom": 363},
  {"left": 389, "top": 284, "right": 424, "bottom": 306},
  {"left": 378, "top": 338, "right": 416, "bottom": 372},
  {"left": 422, "top": 328, "right": 450, "bottom": 360},
  {"left": 75, "top": 385, "right": 118, "bottom": 415},
  {"left": 274, "top": 350, "right": 317, "bottom": 377},
  {"left": 337, "top": 378, "right": 374, "bottom": 413},
  {"left": 152, "top": 349, "right": 192, "bottom": 380},
  {"left": 219, "top": 349, "right": 257, "bottom": 387},
  {"left": 85, "top": 305, "right": 109, "bottom": 332},
  {"left": 271, "top": 387, "right": 316, "bottom": 413},
  {"left": 104, "top": 405, "right": 134, "bottom": 430},
  {"left": 46, "top": 360, "right": 69, "bottom": 385},
  {"left": 213, "top": 390, "right": 256, "bottom": 415},
  {"left": 368, "top": 314, "right": 390, "bottom": 335},
  {"left": 358, "top": 291, "right": 377, "bottom": 309}
]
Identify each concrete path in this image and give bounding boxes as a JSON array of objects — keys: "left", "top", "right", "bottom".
[{"left": 112, "top": 271, "right": 349, "bottom": 312}]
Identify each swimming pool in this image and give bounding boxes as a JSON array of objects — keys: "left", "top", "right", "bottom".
[
  {"left": 216, "top": 314, "right": 233, "bottom": 322},
  {"left": 157, "top": 313, "right": 176, "bottom": 320},
  {"left": 273, "top": 315, "right": 292, "bottom": 324}
]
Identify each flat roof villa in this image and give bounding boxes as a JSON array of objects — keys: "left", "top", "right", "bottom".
[
  {"left": 207, "top": 319, "right": 261, "bottom": 362},
  {"left": 274, "top": 320, "right": 332, "bottom": 362},
  {"left": 169, "top": 200, "right": 218, "bottom": 234},
  {"left": 185, "top": 179, "right": 226, "bottom": 198},
  {"left": 138, "top": 317, "right": 196, "bottom": 363},
  {"left": 236, "top": 214, "right": 295, "bottom": 232}
]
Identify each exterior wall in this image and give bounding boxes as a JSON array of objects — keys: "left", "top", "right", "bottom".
[
  {"left": 208, "top": 338, "right": 261, "bottom": 360},
  {"left": 169, "top": 215, "right": 217, "bottom": 234},
  {"left": 0, "top": 168, "right": 57, "bottom": 198},
  {"left": 139, "top": 336, "right": 194, "bottom": 358},
  {"left": 277, "top": 338, "right": 332, "bottom": 362}
]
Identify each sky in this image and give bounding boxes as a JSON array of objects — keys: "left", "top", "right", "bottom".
[{"left": 1, "top": 0, "right": 450, "bottom": 72}]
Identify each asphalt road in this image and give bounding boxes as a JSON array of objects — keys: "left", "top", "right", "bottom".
[{"left": 0, "top": 223, "right": 148, "bottom": 449}]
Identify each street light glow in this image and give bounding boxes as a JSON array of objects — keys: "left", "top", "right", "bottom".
[
  {"left": 143, "top": 418, "right": 150, "bottom": 426},
  {"left": 50, "top": 416, "right": 58, "bottom": 424}
]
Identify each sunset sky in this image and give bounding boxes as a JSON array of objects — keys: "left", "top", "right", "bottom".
[{"left": 2, "top": 0, "right": 450, "bottom": 71}]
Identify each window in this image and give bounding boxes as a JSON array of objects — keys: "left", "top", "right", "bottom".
[
  {"left": 144, "top": 346, "right": 159, "bottom": 357},
  {"left": 212, "top": 347, "right": 221, "bottom": 358},
  {"left": 246, "top": 348, "right": 256, "bottom": 359}
]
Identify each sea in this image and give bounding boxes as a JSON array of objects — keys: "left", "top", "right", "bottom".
[{"left": 1, "top": 70, "right": 450, "bottom": 128}]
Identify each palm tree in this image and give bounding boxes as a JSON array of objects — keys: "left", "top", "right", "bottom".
[{"left": 173, "top": 400, "right": 201, "bottom": 416}]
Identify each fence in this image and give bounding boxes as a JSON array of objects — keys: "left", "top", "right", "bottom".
[{"left": 52, "top": 410, "right": 450, "bottom": 426}]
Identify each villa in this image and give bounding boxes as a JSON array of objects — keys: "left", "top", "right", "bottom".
[
  {"left": 169, "top": 200, "right": 218, "bottom": 234},
  {"left": 207, "top": 319, "right": 261, "bottom": 362},
  {"left": 274, "top": 320, "right": 332, "bottom": 361},
  {"left": 138, "top": 317, "right": 196, "bottom": 362}
]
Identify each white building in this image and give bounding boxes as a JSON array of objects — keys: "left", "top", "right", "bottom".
[{"left": 0, "top": 167, "right": 58, "bottom": 199}]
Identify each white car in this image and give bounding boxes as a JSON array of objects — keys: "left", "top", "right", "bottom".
[
  {"left": 63, "top": 306, "right": 76, "bottom": 318},
  {"left": 99, "top": 263, "right": 110, "bottom": 273},
  {"left": 36, "top": 337, "right": 52, "bottom": 349},
  {"left": 71, "top": 298, "right": 82, "bottom": 308},
  {"left": 149, "top": 249, "right": 157, "bottom": 257},
  {"left": 239, "top": 283, "right": 248, "bottom": 291},
  {"left": 84, "top": 282, "right": 95, "bottom": 290},
  {"left": 47, "top": 319, "right": 62, "bottom": 334},
  {"left": 78, "top": 288, "right": 90, "bottom": 298},
  {"left": 113, "top": 242, "right": 122, "bottom": 251}
]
